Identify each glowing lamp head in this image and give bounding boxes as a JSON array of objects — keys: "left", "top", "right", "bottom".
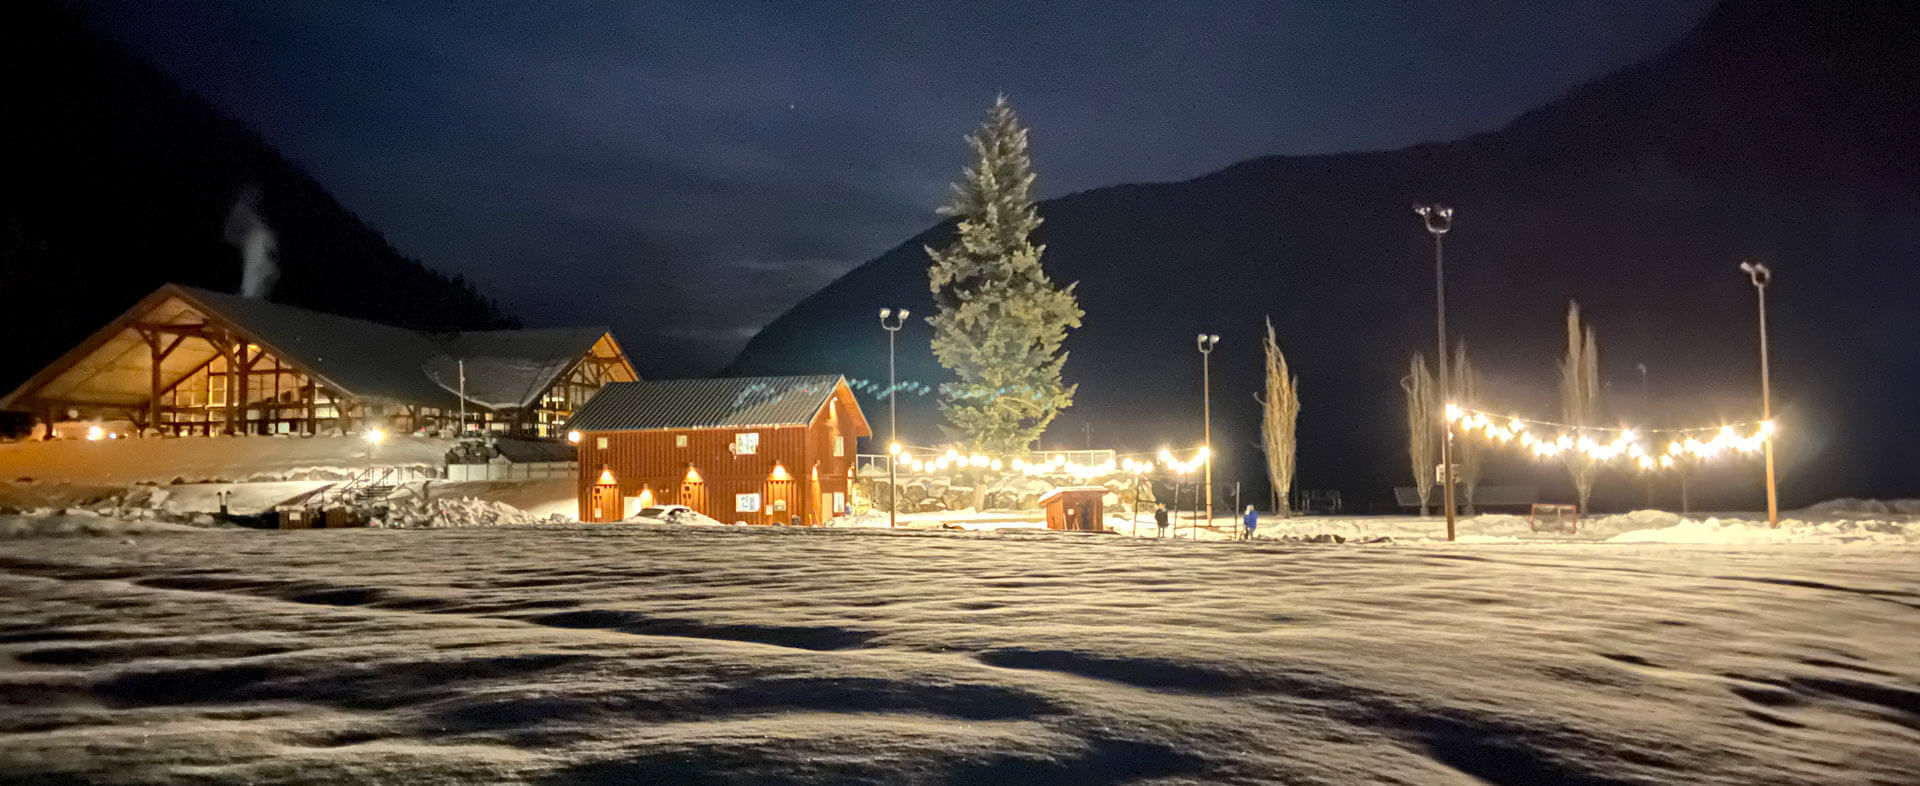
[
  {"left": 898, "top": 308, "right": 909, "bottom": 320},
  {"left": 1760, "top": 420, "right": 1776, "bottom": 436},
  {"left": 567, "top": 430, "right": 582, "bottom": 444},
  {"left": 365, "top": 428, "right": 386, "bottom": 445},
  {"left": 887, "top": 442, "right": 902, "bottom": 455},
  {"left": 1444, "top": 403, "right": 1462, "bottom": 421},
  {"left": 879, "top": 307, "right": 891, "bottom": 319},
  {"left": 85, "top": 425, "right": 105, "bottom": 441}
]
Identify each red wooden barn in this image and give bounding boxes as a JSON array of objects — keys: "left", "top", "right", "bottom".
[{"left": 567, "top": 375, "right": 870, "bottom": 525}]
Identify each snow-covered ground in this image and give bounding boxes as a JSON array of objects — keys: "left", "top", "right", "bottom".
[
  {"left": 836, "top": 505, "right": 1920, "bottom": 547},
  {"left": 0, "top": 524, "right": 1914, "bottom": 784}
]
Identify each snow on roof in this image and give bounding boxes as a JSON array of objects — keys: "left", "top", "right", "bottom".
[
  {"left": 564, "top": 375, "right": 849, "bottom": 432},
  {"left": 2, "top": 284, "right": 628, "bottom": 413}
]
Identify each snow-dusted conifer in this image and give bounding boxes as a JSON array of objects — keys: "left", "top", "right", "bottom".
[{"left": 926, "top": 96, "right": 1083, "bottom": 455}]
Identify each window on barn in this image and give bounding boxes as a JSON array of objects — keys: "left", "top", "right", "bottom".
[
  {"left": 676, "top": 434, "right": 688, "bottom": 448},
  {"left": 596, "top": 436, "right": 608, "bottom": 449},
  {"left": 834, "top": 436, "right": 845, "bottom": 457},
  {"left": 734, "top": 432, "right": 759, "bottom": 455}
]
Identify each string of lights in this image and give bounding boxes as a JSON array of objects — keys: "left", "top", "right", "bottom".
[
  {"left": 1444, "top": 403, "right": 1773, "bottom": 471},
  {"left": 889, "top": 446, "right": 1210, "bottom": 479}
]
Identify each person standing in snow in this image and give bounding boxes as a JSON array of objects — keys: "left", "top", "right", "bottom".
[
  {"left": 1154, "top": 504, "right": 1169, "bottom": 538},
  {"left": 1242, "top": 505, "right": 1258, "bottom": 540}
]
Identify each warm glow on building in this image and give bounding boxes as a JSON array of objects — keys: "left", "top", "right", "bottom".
[{"left": 596, "top": 467, "right": 617, "bottom": 485}]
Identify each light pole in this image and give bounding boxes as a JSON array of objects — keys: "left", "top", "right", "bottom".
[
  {"left": 1196, "top": 333, "right": 1219, "bottom": 531},
  {"left": 1638, "top": 363, "right": 1652, "bottom": 510},
  {"left": 879, "top": 307, "right": 909, "bottom": 529},
  {"left": 1414, "top": 203, "right": 1456, "bottom": 542},
  {"left": 1740, "top": 261, "right": 1779, "bottom": 528}
]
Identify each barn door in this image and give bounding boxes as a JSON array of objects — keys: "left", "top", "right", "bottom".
[
  {"left": 589, "top": 485, "right": 621, "bottom": 523},
  {"left": 680, "top": 481, "right": 706, "bottom": 518}
]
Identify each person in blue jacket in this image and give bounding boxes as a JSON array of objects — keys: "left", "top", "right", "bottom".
[{"left": 1242, "top": 505, "right": 1258, "bottom": 540}]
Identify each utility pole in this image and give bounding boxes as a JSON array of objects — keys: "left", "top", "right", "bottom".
[
  {"left": 1415, "top": 203, "right": 1456, "bottom": 541},
  {"left": 880, "top": 308, "right": 909, "bottom": 528},
  {"left": 1741, "top": 261, "right": 1779, "bottom": 528},
  {"left": 1196, "top": 333, "right": 1220, "bottom": 533},
  {"left": 1639, "top": 363, "right": 1652, "bottom": 510}
]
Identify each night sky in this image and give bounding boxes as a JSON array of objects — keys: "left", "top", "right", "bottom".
[{"left": 82, "top": 1, "right": 1715, "bottom": 377}]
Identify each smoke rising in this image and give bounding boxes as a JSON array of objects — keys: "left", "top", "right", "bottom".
[{"left": 224, "top": 185, "right": 278, "bottom": 298}]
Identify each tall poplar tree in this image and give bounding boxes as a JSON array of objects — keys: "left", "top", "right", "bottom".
[
  {"left": 1402, "top": 353, "right": 1437, "bottom": 517},
  {"left": 1561, "top": 302, "right": 1601, "bottom": 513},
  {"left": 927, "top": 96, "right": 1083, "bottom": 455},
  {"left": 1259, "top": 318, "right": 1301, "bottom": 516}
]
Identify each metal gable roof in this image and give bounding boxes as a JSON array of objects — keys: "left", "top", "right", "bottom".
[
  {"left": 421, "top": 328, "right": 614, "bottom": 410},
  {"left": 174, "top": 286, "right": 459, "bottom": 406},
  {"left": 564, "top": 375, "right": 847, "bottom": 432}
]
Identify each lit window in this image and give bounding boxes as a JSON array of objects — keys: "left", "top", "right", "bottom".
[
  {"left": 735, "top": 493, "right": 761, "bottom": 513},
  {"left": 734, "top": 432, "right": 759, "bottom": 455},
  {"left": 596, "top": 436, "right": 608, "bottom": 450},
  {"left": 676, "top": 434, "right": 688, "bottom": 448},
  {"left": 834, "top": 436, "right": 845, "bottom": 457}
]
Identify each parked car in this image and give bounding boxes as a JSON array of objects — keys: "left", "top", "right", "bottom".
[{"left": 626, "top": 504, "right": 694, "bottom": 524}]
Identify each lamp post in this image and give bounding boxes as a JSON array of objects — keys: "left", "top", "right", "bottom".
[
  {"left": 1196, "top": 333, "right": 1220, "bottom": 532},
  {"left": 1414, "top": 203, "right": 1456, "bottom": 542},
  {"left": 1638, "top": 363, "right": 1652, "bottom": 510},
  {"left": 364, "top": 427, "right": 385, "bottom": 478},
  {"left": 879, "top": 307, "right": 909, "bottom": 529},
  {"left": 1740, "top": 261, "right": 1779, "bottom": 528}
]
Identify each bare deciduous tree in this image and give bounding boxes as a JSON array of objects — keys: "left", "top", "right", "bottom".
[
  {"left": 1452, "top": 342, "right": 1485, "bottom": 515},
  {"left": 1561, "top": 302, "right": 1601, "bottom": 513},
  {"left": 1401, "top": 353, "right": 1436, "bottom": 517},
  {"left": 1258, "top": 318, "right": 1300, "bottom": 517}
]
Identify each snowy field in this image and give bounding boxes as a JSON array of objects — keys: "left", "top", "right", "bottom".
[{"left": 1, "top": 524, "right": 1916, "bottom": 784}]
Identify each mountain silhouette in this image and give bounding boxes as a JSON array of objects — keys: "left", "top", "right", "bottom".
[
  {"left": 726, "top": 0, "right": 1919, "bottom": 510},
  {"left": 1, "top": 3, "right": 517, "bottom": 402}
]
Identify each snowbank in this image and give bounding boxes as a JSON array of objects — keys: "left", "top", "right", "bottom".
[
  {"left": 0, "top": 513, "right": 206, "bottom": 538},
  {"left": 0, "top": 435, "right": 452, "bottom": 484},
  {"left": 375, "top": 497, "right": 557, "bottom": 529},
  {"left": 1606, "top": 516, "right": 1920, "bottom": 546},
  {"left": 1801, "top": 498, "right": 1920, "bottom": 517}
]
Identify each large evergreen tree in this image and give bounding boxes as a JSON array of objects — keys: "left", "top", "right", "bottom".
[{"left": 926, "top": 97, "right": 1083, "bottom": 454}]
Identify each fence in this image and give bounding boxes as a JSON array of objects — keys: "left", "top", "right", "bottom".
[
  {"left": 856, "top": 448, "right": 1119, "bottom": 477},
  {"left": 445, "top": 461, "right": 577, "bottom": 481}
]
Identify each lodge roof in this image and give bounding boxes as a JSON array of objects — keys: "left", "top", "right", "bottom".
[
  {"left": 564, "top": 375, "right": 851, "bottom": 432},
  {"left": 0, "top": 283, "right": 633, "bottom": 412}
]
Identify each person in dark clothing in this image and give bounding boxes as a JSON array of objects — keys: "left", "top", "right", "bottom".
[{"left": 1154, "top": 504, "right": 1170, "bottom": 537}]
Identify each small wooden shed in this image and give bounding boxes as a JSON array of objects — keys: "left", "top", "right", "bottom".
[{"left": 1039, "top": 486, "right": 1107, "bottom": 531}]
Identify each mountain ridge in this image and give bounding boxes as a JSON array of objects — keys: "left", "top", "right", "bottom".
[
  {"left": 726, "top": 0, "right": 1919, "bottom": 508},
  {"left": 1, "top": 2, "right": 518, "bottom": 399}
]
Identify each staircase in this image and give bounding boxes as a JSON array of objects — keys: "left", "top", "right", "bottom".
[{"left": 303, "top": 466, "right": 440, "bottom": 522}]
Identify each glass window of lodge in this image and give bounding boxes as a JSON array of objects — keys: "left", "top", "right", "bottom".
[{"left": 734, "top": 432, "right": 759, "bottom": 455}]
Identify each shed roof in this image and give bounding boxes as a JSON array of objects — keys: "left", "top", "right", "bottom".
[{"left": 564, "top": 375, "right": 852, "bottom": 432}]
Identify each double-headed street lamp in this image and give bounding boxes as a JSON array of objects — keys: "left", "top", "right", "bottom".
[
  {"left": 1739, "top": 261, "right": 1779, "bottom": 528},
  {"left": 879, "top": 308, "right": 909, "bottom": 529},
  {"left": 1414, "top": 202, "right": 1456, "bottom": 542},
  {"left": 1196, "top": 333, "right": 1220, "bottom": 530}
]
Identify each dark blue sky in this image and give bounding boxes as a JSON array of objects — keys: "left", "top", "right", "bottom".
[{"left": 84, "top": 0, "right": 1715, "bottom": 376}]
